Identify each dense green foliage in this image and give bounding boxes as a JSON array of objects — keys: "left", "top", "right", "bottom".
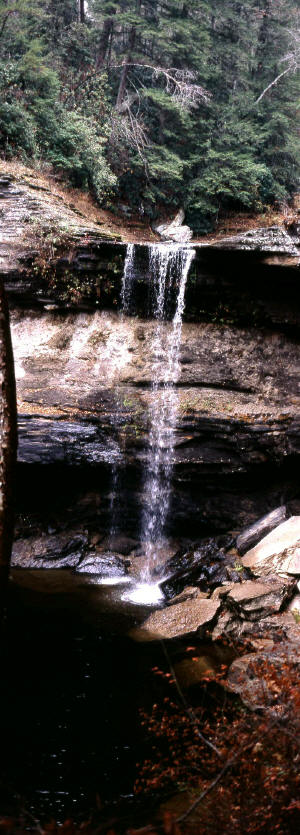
[{"left": 0, "top": 0, "right": 299, "bottom": 229}]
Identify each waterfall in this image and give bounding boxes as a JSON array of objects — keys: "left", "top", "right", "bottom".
[
  {"left": 121, "top": 243, "right": 135, "bottom": 313},
  {"left": 140, "top": 244, "right": 195, "bottom": 581},
  {"left": 108, "top": 244, "right": 137, "bottom": 542},
  {"left": 112, "top": 241, "right": 195, "bottom": 602}
]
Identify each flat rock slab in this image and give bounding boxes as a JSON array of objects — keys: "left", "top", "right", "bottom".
[
  {"left": 12, "top": 532, "right": 87, "bottom": 569},
  {"left": 226, "top": 578, "right": 293, "bottom": 620},
  {"left": 211, "top": 226, "right": 300, "bottom": 256},
  {"left": 242, "top": 516, "right": 300, "bottom": 576},
  {"left": 137, "top": 598, "right": 221, "bottom": 640}
]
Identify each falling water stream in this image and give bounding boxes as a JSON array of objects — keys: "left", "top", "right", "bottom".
[
  {"left": 107, "top": 244, "right": 136, "bottom": 546},
  {"left": 141, "top": 245, "right": 195, "bottom": 576},
  {"left": 117, "top": 243, "right": 195, "bottom": 603},
  {"left": 121, "top": 242, "right": 135, "bottom": 313}
]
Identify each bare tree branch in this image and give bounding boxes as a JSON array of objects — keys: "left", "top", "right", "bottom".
[
  {"left": 254, "top": 29, "right": 300, "bottom": 104},
  {"left": 255, "top": 65, "right": 294, "bottom": 104},
  {"left": 110, "top": 62, "right": 211, "bottom": 110}
]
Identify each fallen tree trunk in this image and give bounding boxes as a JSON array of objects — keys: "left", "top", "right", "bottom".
[{"left": 236, "top": 506, "right": 287, "bottom": 556}]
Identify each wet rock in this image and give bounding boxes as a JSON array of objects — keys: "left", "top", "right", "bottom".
[
  {"left": 226, "top": 578, "right": 294, "bottom": 620},
  {"left": 138, "top": 597, "right": 221, "bottom": 640},
  {"left": 236, "top": 506, "right": 287, "bottom": 555},
  {"left": 18, "top": 416, "right": 121, "bottom": 466},
  {"left": 212, "top": 610, "right": 236, "bottom": 640},
  {"left": 89, "top": 532, "right": 105, "bottom": 547},
  {"left": 12, "top": 532, "right": 88, "bottom": 569},
  {"left": 211, "top": 226, "right": 300, "bottom": 257},
  {"left": 212, "top": 609, "right": 297, "bottom": 642},
  {"left": 100, "top": 534, "right": 138, "bottom": 556},
  {"left": 225, "top": 565, "right": 243, "bottom": 583},
  {"left": 11, "top": 301, "right": 300, "bottom": 538},
  {"left": 161, "top": 535, "right": 235, "bottom": 599},
  {"left": 75, "top": 551, "right": 127, "bottom": 577},
  {"left": 241, "top": 516, "right": 300, "bottom": 577},
  {"left": 167, "top": 586, "right": 209, "bottom": 606}
]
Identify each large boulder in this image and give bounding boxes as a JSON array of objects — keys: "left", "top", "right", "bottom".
[
  {"left": 154, "top": 209, "right": 193, "bottom": 243},
  {"left": 75, "top": 551, "right": 127, "bottom": 578},
  {"left": 227, "top": 620, "right": 300, "bottom": 710},
  {"left": 212, "top": 608, "right": 297, "bottom": 642},
  {"left": 212, "top": 579, "right": 295, "bottom": 641},
  {"left": 225, "top": 578, "right": 294, "bottom": 620},
  {"left": 11, "top": 533, "right": 128, "bottom": 580},
  {"left": 241, "top": 516, "right": 300, "bottom": 577},
  {"left": 135, "top": 596, "right": 221, "bottom": 641},
  {"left": 12, "top": 532, "right": 88, "bottom": 569}
]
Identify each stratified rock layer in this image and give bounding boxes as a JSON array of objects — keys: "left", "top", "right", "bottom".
[{"left": 0, "top": 167, "right": 299, "bottom": 569}]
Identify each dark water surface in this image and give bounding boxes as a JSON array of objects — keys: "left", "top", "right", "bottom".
[
  {"left": 0, "top": 571, "right": 234, "bottom": 827},
  {"left": 0, "top": 571, "right": 163, "bottom": 824}
]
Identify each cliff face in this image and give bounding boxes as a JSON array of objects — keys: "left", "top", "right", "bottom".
[
  {"left": 1, "top": 170, "right": 299, "bottom": 563},
  {"left": 12, "top": 307, "right": 300, "bottom": 542}
]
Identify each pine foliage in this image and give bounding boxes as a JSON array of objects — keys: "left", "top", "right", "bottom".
[{"left": 0, "top": 0, "right": 298, "bottom": 229}]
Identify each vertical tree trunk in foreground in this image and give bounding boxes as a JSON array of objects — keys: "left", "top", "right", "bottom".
[
  {"left": 0, "top": 280, "right": 17, "bottom": 618},
  {"left": 116, "top": 26, "right": 137, "bottom": 109},
  {"left": 78, "top": 0, "right": 85, "bottom": 24},
  {"left": 96, "top": 14, "right": 116, "bottom": 69}
]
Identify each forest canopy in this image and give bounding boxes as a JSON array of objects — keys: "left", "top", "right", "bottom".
[{"left": 0, "top": 0, "right": 299, "bottom": 231}]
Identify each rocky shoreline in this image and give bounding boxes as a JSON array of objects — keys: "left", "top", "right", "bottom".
[
  {"left": 10, "top": 507, "right": 300, "bottom": 709},
  {"left": 130, "top": 511, "right": 300, "bottom": 708}
]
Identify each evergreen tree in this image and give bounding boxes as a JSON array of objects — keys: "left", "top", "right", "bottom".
[{"left": 0, "top": 0, "right": 298, "bottom": 228}]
